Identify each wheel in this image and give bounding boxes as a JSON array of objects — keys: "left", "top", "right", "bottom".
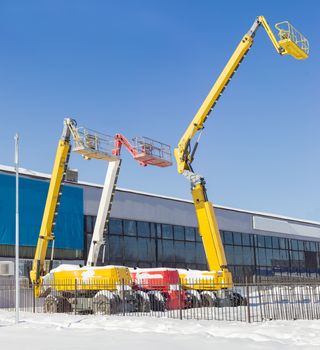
[
  {"left": 92, "top": 294, "right": 117, "bottom": 315},
  {"left": 230, "top": 292, "right": 247, "bottom": 307},
  {"left": 44, "top": 295, "right": 71, "bottom": 313},
  {"left": 185, "top": 290, "right": 201, "bottom": 308},
  {"left": 200, "top": 292, "right": 217, "bottom": 307},
  {"left": 135, "top": 292, "right": 151, "bottom": 312},
  {"left": 148, "top": 293, "right": 165, "bottom": 311}
]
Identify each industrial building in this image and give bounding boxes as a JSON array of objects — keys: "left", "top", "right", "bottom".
[{"left": 0, "top": 164, "right": 320, "bottom": 282}]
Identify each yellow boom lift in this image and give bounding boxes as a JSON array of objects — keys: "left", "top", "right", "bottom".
[
  {"left": 30, "top": 119, "right": 171, "bottom": 314},
  {"left": 175, "top": 17, "right": 309, "bottom": 305}
]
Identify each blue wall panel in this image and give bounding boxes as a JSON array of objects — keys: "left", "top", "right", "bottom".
[{"left": 0, "top": 173, "right": 83, "bottom": 249}]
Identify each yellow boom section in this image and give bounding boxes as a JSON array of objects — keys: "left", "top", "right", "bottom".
[
  {"left": 174, "top": 16, "right": 308, "bottom": 285},
  {"left": 30, "top": 119, "right": 74, "bottom": 296}
]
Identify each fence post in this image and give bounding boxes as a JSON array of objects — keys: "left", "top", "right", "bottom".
[
  {"left": 122, "top": 279, "right": 125, "bottom": 316},
  {"left": 32, "top": 284, "right": 35, "bottom": 313},
  {"left": 74, "top": 279, "right": 77, "bottom": 315},
  {"left": 178, "top": 282, "right": 182, "bottom": 320},
  {"left": 246, "top": 278, "right": 251, "bottom": 323}
]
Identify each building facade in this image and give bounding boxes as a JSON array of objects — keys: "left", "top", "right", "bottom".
[{"left": 1, "top": 165, "right": 320, "bottom": 282}]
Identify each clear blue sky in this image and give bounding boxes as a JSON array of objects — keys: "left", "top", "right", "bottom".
[{"left": 0, "top": 1, "right": 319, "bottom": 220}]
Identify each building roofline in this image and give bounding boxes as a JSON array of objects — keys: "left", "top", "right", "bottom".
[{"left": 0, "top": 163, "right": 319, "bottom": 227}]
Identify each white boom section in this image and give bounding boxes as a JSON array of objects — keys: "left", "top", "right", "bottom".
[{"left": 87, "top": 159, "right": 121, "bottom": 266}]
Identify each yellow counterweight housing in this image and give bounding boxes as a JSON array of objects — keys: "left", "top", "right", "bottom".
[
  {"left": 45, "top": 266, "right": 132, "bottom": 293},
  {"left": 179, "top": 269, "right": 232, "bottom": 291}
]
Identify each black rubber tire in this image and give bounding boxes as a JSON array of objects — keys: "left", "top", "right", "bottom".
[
  {"left": 92, "top": 294, "right": 117, "bottom": 315},
  {"left": 148, "top": 294, "right": 165, "bottom": 312},
  {"left": 44, "top": 295, "right": 71, "bottom": 313}
]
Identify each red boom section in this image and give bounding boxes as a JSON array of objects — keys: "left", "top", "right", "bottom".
[{"left": 112, "top": 134, "right": 172, "bottom": 167}]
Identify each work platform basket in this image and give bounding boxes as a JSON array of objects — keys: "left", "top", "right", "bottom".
[{"left": 132, "top": 136, "right": 172, "bottom": 167}]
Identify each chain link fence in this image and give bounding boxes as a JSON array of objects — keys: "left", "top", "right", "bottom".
[{"left": 1, "top": 279, "right": 320, "bottom": 322}]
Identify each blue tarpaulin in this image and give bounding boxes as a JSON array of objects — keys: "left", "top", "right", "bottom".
[{"left": 0, "top": 173, "right": 83, "bottom": 249}]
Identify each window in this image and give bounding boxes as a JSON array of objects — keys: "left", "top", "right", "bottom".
[
  {"left": 124, "top": 220, "right": 136, "bottom": 236},
  {"left": 298, "top": 240, "right": 304, "bottom": 251},
  {"left": 161, "top": 240, "right": 175, "bottom": 260},
  {"left": 223, "top": 231, "right": 233, "bottom": 245},
  {"left": 279, "top": 238, "right": 287, "bottom": 250},
  {"left": 266, "top": 249, "right": 273, "bottom": 267},
  {"left": 185, "top": 242, "right": 196, "bottom": 263},
  {"left": 173, "top": 226, "right": 185, "bottom": 240},
  {"left": 272, "top": 236, "right": 279, "bottom": 249},
  {"left": 242, "top": 233, "right": 251, "bottom": 246},
  {"left": 185, "top": 227, "right": 195, "bottom": 241},
  {"left": 108, "top": 236, "right": 123, "bottom": 260},
  {"left": 265, "top": 236, "right": 272, "bottom": 249},
  {"left": 233, "top": 246, "right": 243, "bottom": 265},
  {"left": 233, "top": 232, "right": 242, "bottom": 246},
  {"left": 242, "top": 247, "right": 254, "bottom": 265},
  {"left": 156, "top": 223, "right": 162, "bottom": 238},
  {"left": 196, "top": 243, "right": 206, "bottom": 265},
  {"left": 291, "top": 239, "right": 298, "bottom": 251},
  {"left": 174, "top": 241, "right": 185, "bottom": 262},
  {"left": 162, "top": 224, "right": 173, "bottom": 239},
  {"left": 124, "top": 236, "right": 138, "bottom": 261},
  {"left": 225, "top": 245, "right": 234, "bottom": 265},
  {"left": 137, "top": 221, "right": 150, "bottom": 237},
  {"left": 257, "top": 248, "right": 266, "bottom": 266},
  {"left": 150, "top": 223, "right": 156, "bottom": 238},
  {"left": 109, "top": 218, "right": 123, "bottom": 235},
  {"left": 256, "top": 235, "right": 265, "bottom": 248},
  {"left": 137, "top": 238, "right": 155, "bottom": 261}
]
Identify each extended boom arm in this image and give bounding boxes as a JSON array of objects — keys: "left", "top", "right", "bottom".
[{"left": 174, "top": 16, "right": 308, "bottom": 285}]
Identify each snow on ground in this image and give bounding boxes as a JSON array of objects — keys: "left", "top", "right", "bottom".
[{"left": 0, "top": 311, "right": 320, "bottom": 350}]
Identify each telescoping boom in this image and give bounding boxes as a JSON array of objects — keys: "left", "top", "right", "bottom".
[
  {"left": 174, "top": 16, "right": 309, "bottom": 288},
  {"left": 87, "top": 134, "right": 172, "bottom": 267}
]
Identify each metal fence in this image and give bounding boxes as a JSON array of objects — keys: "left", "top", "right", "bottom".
[{"left": 1, "top": 279, "right": 320, "bottom": 322}]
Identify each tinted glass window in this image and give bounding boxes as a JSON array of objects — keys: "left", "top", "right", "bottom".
[
  {"left": 257, "top": 248, "right": 266, "bottom": 266},
  {"left": 174, "top": 241, "right": 185, "bottom": 262},
  {"left": 242, "top": 246, "right": 254, "bottom": 265},
  {"left": 265, "top": 236, "right": 272, "bottom": 249},
  {"left": 124, "top": 236, "right": 138, "bottom": 261},
  {"left": 233, "top": 246, "right": 243, "bottom": 265},
  {"left": 233, "top": 232, "right": 242, "bottom": 246},
  {"left": 174, "top": 226, "right": 185, "bottom": 240},
  {"left": 272, "top": 236, "right": 279, "bottom": 249},
  {"left": 162, "top": 224, "right": 173, "bottom": 239},
  {"left": 123, "top": 220, "right": 136, "bottom": 236},
  {"left": 108, "top": 236, "right": 123, "bottom": 259},
  {"left": 156, "top": 224, "right": 162, "bottom": 238},
  {"left": 150, "top": 223, "right": 156, "bottom": 238},
  {"left": 310, "top": 242, "right": 317, "bottom": 252},
  {"left": 242, "top": 233, "right": 251, "bottom": 246},
  {"left": 257, "top": 235, "right": 265, "bottom": 248},
  {"left": 137, "top": 221, "right": 150, "bottom": 237},
  {"left": 291, "top": 239, "right": 298, "bottom": 250},
  {"left": 109, "top": 218, "right": 123, "bottom": 235},
  {"left": 137, "top": 238, "right": 155, "bottom": 261},
  {"left": 185, "top": 227, "right": 195, "bottom": 241},
  {"left": 266, "top": 249, "right": 273, "bottom": 267},
  {"left": 279, "top": 238, "right": 287, "bottom": 249},
  {"left": 185, "top": 242, "right": 196, "bottom": 263},
  {"left": 196, "top": 243, "right": 206, "bottom": 265},
  {"left": 162, "top": 239, "right": 175, "bottom": 260},
  {"left": 225, "top": 245, "right": 234, "bottom": 265},
  {"left": 298, "top": 240, "right": 304, "bottom": 251},
  {"left": 223, "top": 231, "right": 233, "bottom": 245},
  {"left": 196, "top": 228, "right": 202, "bottom": 242}
]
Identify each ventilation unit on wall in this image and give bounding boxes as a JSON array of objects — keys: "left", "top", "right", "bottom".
[
  {"left": 66, "top": 168, "right": 79, "bottom": 183},
  {"left": 0, "top": 261, "right": 14, "bottom": 276}
]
